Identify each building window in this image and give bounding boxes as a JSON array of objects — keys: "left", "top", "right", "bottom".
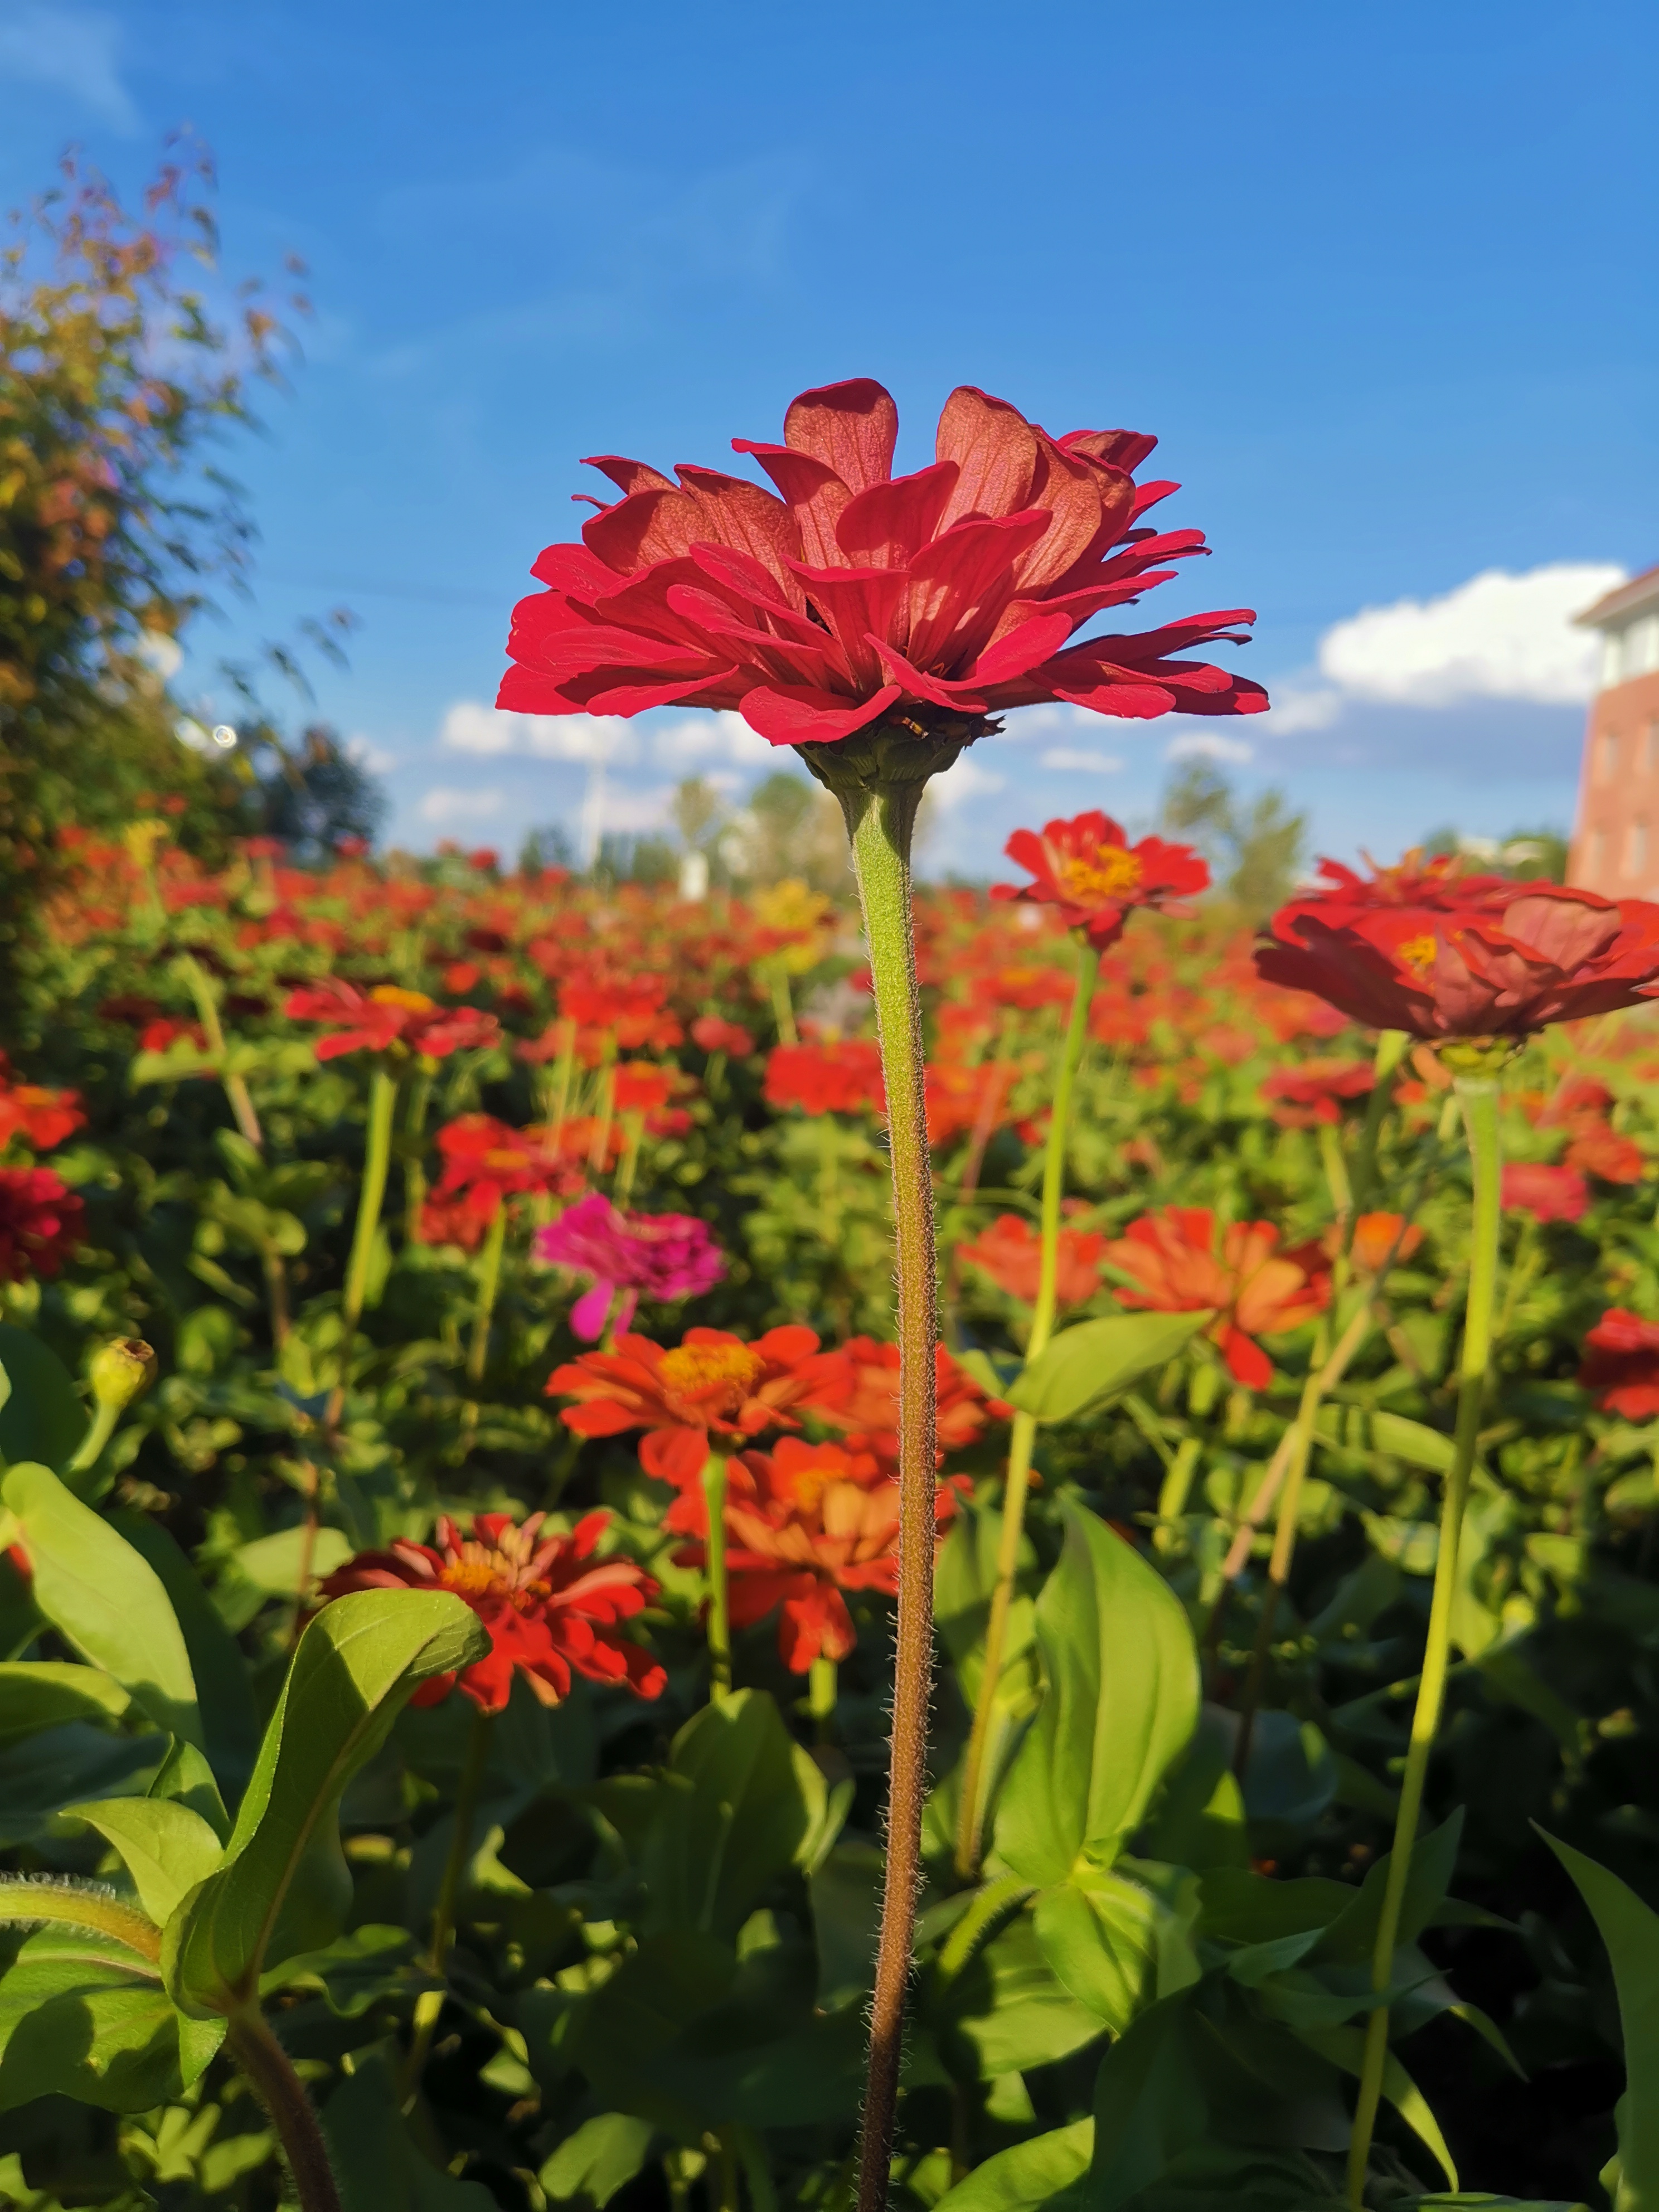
[
  {"left": 1598, "top": 731, "right": 1619, "bottom": 784},
  {"left": 1604, "top": 631, "right": 1626, "bottom": 689},
  {"left": 1625, "top": 818, "right": 1649, "bottom": 879}
]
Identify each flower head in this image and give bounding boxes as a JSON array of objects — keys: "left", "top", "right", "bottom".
[
  {"left": 284, "top": 978, "right": 501, "bottom": 1061},
  {"left": 0, "top": 1081, "right": 85, "bottom": 1153},
  {"left": 1100, "top": 1205, "right": 1330, "bottom": 1388},
  {"left": 1500, "top": 1162, "right": 1590, "bottom": 1223},
  {"left": 535, "top": 1193, "right": 724, "bottom": 1340},
  {"left": 499, "top": 379, "right": 1265, "bottom": 748},
  {"left": 319, "top": 1510, "right": 664, "bottom": 1712},
  {"left": 1345, "top": 1211, "right": 1423, "bottom": 1275},
  {"left": 1260, "top": 1060, "right": 1375, "bottom": 1129},
  {"left": 764, "top": 1040, "right": 885, "bottom": 1116},
  {"left": 547, "top": 1322, "right": 842, "bottom": 1485},
  {"left": 1578, "top": 1309, "right": 1659, "bottom": 1420},
  {"left": 958, "top": 1211, "right": 1104, "bottom": 1308},
  {"left": 0, "top": 1168, "right": 86, "bottom": 1283},
  {"left": 808, "top": 1335, "right": 1010, "bottom": 1468},
  {"left": 991, "top": 812, "right": 1209, "bottom": 950},
  {"left": 1256, "top": 858, "right": 1659, "bottom": 1040},
  {"left": 1564, "top": 1126, "right": 1646, "bottom": 1185},
  {"left": 691, "top": 1013, "right": 756, "bottom": 1058}
]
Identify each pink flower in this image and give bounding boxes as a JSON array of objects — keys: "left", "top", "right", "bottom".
[
  {"left": 535, "top": 1192, "right": 725, "bottom": 1338},
  {"left": 1500, "top": 1162, "right": 1590, "bottom": 1223}
]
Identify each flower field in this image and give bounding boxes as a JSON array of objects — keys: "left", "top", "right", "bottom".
[{"left": 3, "top": 818, "right": 1659, "bottom": 2210}]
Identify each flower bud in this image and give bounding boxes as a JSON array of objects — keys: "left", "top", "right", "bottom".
[{"left": 89, "top": 1337, "right": 157, "bottom": 1414}]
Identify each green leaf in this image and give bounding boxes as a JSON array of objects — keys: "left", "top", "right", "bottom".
[
  {"left": 322, "top": 2047, "right": 498, "bottom": 2211},
  {"left": 0, "top": 1660, "right": 130, "bottom": 1747},
  {"left": 944, "top": 1909, "right": 1107, "bottom": 2077},
  {"left": 110, "top": 1512, "right": 260, "bottom": 1797},
  {"left": 1032, "top": 1870, "right": 1165, "bottom": 2032},
  {"left": 1316, "top": 1404, "right": 1456, "bottom": 1473},
  {"left": 231, "top": 1524, "right": 353, "bottom": 1597},
  {"left": 1138, "top": 1707, "right": 1248, "bottom": 1871},
  {"left": 164, "top": 1589, "right": 486, "bottom": 2015},
  {"left": 995, "top": 1503, "right": 1199, "bottom": 1886},
  {"left": 540, "top": 2114, "right": 657, "bottom": 2209},
  {"left": 0, "top": 1925, "right": 223, "bottom": 2114},
  {"left": 260, "top": 1924, "right": 435, "bottom": 2017},
  {"left": 68, "top": 1797, "right": 224, "bottom": 1925},
  {"left": 0, "top": 1327, "right": 88, "bottom": 1479},
  {"left": 1312, "top": 2024, "right": 1458, "bottom": 2190},
  {"left": 1007, "top": 1313, "right": 1212, "bottom": 1424},
  {"left": 1539, "top": 1828, "right": 1659, "bottom": 2211},
  {"left": 1, "top": 1463, "right": 201, "bottom": 1748},
  {"left": 933, "top": 2119, "right": 1093, "bottom": 2212},
  {"left": 1317, "top": 1811, "right": 1464, "bottom": 1966},
  {"left": 639, "top": 1689, "right": 827, "bottom": 1941},
  {"left": 1083, "top": 1987, "right": 1207, "bottom": 2212},
  {"left": 0, "top": 1723, "right": 167, "bottom": 1848}
]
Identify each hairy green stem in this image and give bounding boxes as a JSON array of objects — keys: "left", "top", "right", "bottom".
[
  {"left": 467, "top": 1204, "right": 507, "bottom": 1385},
  {"left": 404, "top": 1702, "right": 492, "bottom": 2099},
  {"left": 701, "top": 1450, "right": 733, "bottom": 1702},
  {"left": 327, "top": 1064, "right": 397, "bottom": 1429},
  {"left": 0, "top": 1878, "right": 161, "bottom": 1962},
  {"left": 809, "top": 1653, "right": 837, "bottom": 1740},
  {"left": 955, "top": 942, "right": 1098, "bottom": 1881},
  {"left": 840, "top": 772, "right": 938, "bottom": 2212},
  {"left": 1346, "top": 1071, "right": 1502, "bottom": 2204},
  {"left": 230, "top": 2007, "right": 343, "bottom": 2212}
]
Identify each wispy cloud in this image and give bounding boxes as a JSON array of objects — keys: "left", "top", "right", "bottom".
[
  {"left": 1041, "top": 746, "right": 1125, "bottom": 774},
  {"left": 419, "top": 785, "right": 503, "bottom": 822},
  {"left": 1317, "top": 561, "right": 1624, "bottom": 708},
  {"left": 0, "top": 4, "right": 136, "bottom": 127},
  {"left": 1167, "top": 733, "right": 1254, "bottom": 765}
]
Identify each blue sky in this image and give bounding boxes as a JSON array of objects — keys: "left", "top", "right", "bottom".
[{"left": 4, "top": 0, "right": 1657, "bottom": 874}]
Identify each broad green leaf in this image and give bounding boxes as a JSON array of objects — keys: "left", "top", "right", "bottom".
[
  {"left": 0, "top": 1722, "right": 167, "bottom": 1849},
  {"left": 0, "top": 1925, "right": 222, "bottom": 2114},
  {"left": 809, "top": 1839, "right": 884, "bottom": 2008},
  {"left": 934, "top": 2118, "right": 1093, "bottom": 2212},
  {"left": 1317, "top": 1810, "right": 1464, "bottom": 1966},
  {"left": 540, "top": 2113, "right": 657, "bottom": 2209},
  {"left": 1138, "top": 1707, "right": 1248, "bottom": 1871},
  {"left": 944, "top": 1909, "right": 1107, "bottom": 2077},
  {"left": 1540, "top": 1830, "right": 1659, "bottom": 2211},
  {"left": 1, "top": 1463, "right": 201, "bottom": 1748},
  {"left": 1196, "top": 1865, "right": 1353, "bottom": 1944},
  {"left": 1083, "top": 1987, "right": 1206, "bottom": 2212},
  {"left": 995, "top": 1503, "right": 1199, "bottom": 1885},
  {"left": 260, "top": 1924, "right": 435, "bottom": 2017},
  {"left": 0, "top": 1660, "right": 130, "bottom": 1747},
  {"left": 164, "top": 1589, "right": 485, "bottom": 2015},
  {"left": 1312, "top": 2023, "right": 1458, "bottom": 2190},
  {"left": 147, "top": 1738, "right": 231, "bottom": 1841},
  {"left": 640, "top": 1689, "right": 827, "bottom": 1941},
  {"left": 68, "top": 1797, "right": 224, "bottom": 1925},
  {"left": 110, "top": 1512, "right": 260, "bottom": 1794},
  {"left": 1032, "top": 1871, "right": 1163, "bottom": 2032},
  {"left": 322, "top": 2047, "right": 498, "bottom": 2210},
  {"left": 0, "top": 1328, "right": 88, "bottom": 1479},
  {"left": 1007, "top": 1312, "right": 1212, "bottom": 1424},
  {"left": 1316, "top": 1403, "right": 1456, "bottom": 1473},
  {"left": 231, "top": 1524, "right": 353, "bottom": 1595}
]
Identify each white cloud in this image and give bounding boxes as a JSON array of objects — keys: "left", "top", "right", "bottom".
[
  {"left": 419, "top": 785, "right": 503, "bottom": 823},
  {"left": 439, "top": 700, "right": 640, "bottom": 764},
  {"left": 1041, "top": 746, "right": 1126, "bottom": 774},
  {"left": 1257, "top": 682, "right": 1343, "bottom": 735},
  {"left": 596, "top": 785, "right": 675, "bottom": 833},
  {"left": 1317, "top": 561, "right": 1625, "bottom": 707},
  {"left": 346, "top": 734, "right": 399, "bottom": 775},
  {"left": 0, "top": 4, "right": 135, "bottom": 126},
  {"left": 652, "top": 710, "right": 776, "bottom": 770},
  {"left": 929, "top": 756, "right": 1006, "bottom": 812},
  {"left": 1167, "top": 733, "right": 1254, "bottom": 765}
]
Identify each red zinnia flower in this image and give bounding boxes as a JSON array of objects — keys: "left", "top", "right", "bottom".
[
  {"left": 1341, "top": 1211, "right": 1423, "bottom": 1274},
  {"left": 0, "top": 1083, "right": 85, "bottom": 1153},
  {"left": 958, "top": 1212, "right": 1104, "bottom": 1308},
  {"left": 1100, "top": 1206, "right": 1330, "bottom": 1389},
  {"left": 547, "top": 1325, "right": 846, "bottom": 1487},
  {"left": 991, "top": 812, "right": 1210, "bottom": 951},
  {"left": 0, "top": 1168, "right": 86, "bottom": 1282},
  {"left": 499, "top": 378, "right": 1266, "bottom": 746},
  {"left": 1500, "top": 1162, "right": 1590, "bottom": 1223},
  {"left": 1260, "top": 1060, "right": 1375, "bottom": 1129},
  {"left": 1257, "top": 858, "right": 1659, "bottom": 1040},
  {"left": 691, "top": 1014, "right": 756, "bottom": 1058},
  {"left": 1578, "top": 1309, "right": 1659, "bottom": 1420},
  {"left": 809, "top": 1335, "right": 1010, "bottom": 1468},
  {"left": 1564, "top": 1126, "right": 1646, "bottom": 1185},
  {"left": 284, "top": 978, "right": 502, "bottom": 1061},
  {"left": 320, "top": 1511, "right": 663, "bottom": 1713},
  {"left": 764, "top": 1040, "right": 886, "bottom": 1116}
]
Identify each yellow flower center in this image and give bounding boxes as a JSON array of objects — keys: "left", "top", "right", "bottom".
[
  {"left": 1396, "top": 933, "right": 1437, "bottom": 979},
  {"left": 1055, "top": 845, "right": 1143, "bottom": 905},
  {"left": 440, "top": 1558, "right": 502, "bottom": 1600},
  {"left": 780, "top": 1457, "right": 841, "bottom": 1516},
  {"left": 371, "top": 985, "right": 437, "bottom": 1013},
  {"left": 659, "top": 1342, "right": 766, "bottom": 1401}
]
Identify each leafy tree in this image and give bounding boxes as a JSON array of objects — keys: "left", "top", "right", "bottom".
[
  {"left": 1161, "top": 760, "right": 1308, "bottom": 917},
  {"left": 240, "top": 722, "right": 385, "bottom": 858}
]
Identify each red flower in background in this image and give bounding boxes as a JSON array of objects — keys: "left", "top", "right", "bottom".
[
  {"left": 499, "top": 377, "right": 1266, "bottom": 746},
  {"left": 1500, "top": 1162, "right": 1590, "bottom": 1223},
  {"left": 1257, "top": 859, "right": 1659, "bottom": 1039},
  {"left": 320, "top": 1511, "right": 663, "bottom": 1712},
  {"left": 547, "top": 1325, "right": 845, "bottom": 1487},
  {"left": 1579, "top": 1310, "right": 1659, "bottom": 1420},
  {"left": 924, "top": 1059, "right": 1020, "bottom": 1147},
  {"left": 1565, "top": 1126, "right": 1646, "bottom": 1185},
  {"left": 560, "top": 977, "right": 685, "bottom": 1051},
  {"left": 0, "top": 1081, "right": 85, "bottom": 1152},
  {"left": 1344, "top": 1211, "right": 1423, "bottom": 1274},
  {"left": 991, "top": 812, "right": 1209, "bottom": 950},
  {"left": 958, "top": 1211, "right": 1104, "bottom": 1308},
  {"left": 1100, "top": 1206, "right": 1330, "bottom": 1388},
  {"left": 419, "top": 1116, "right": 583, "bottom": 1246},
  {"left": 285, "top": 979, "right": 502, "bottom": 1061},
  {"left": 0, "top": 1168, "right": 86, "bottom": 1283},
  {"left": 691, "top": 1014, "right": 756, "bottom": 1058},
  {"left": 765, "top": 1040, "right": 886, "bottom": 1115},
  {"left": 1260, "top": 1060, "right": 1375, "bottom": 1128},
  {"left": 811, "top": 1335, "right": 1010, "bottom": 1469}
]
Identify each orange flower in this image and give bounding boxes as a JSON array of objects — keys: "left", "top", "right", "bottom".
[
  {"left": 808, "top": 1335, "right": 1010, "bottom": 1467},
  {"left": 1100, "top": 1205, "right": 1330, "bottom": 1389},
  {"left": 0, "top": 1082, "right": 85, "bottom": 1152},
  {"left": 958, "top": 1212, "right": 1104, "bottom": 1308},
  {"left": 1259, "top": 1060, "right": 1375, "bottom": 1128},
  {"left": 1565, "top": 1126, "right": 1646, "bottom": 1185},
  {"left": 546, "top": 1325, "right": 845, "bottom": 1487},
  {"left": 1343, "top": 1212, "right": 1423, "bottom": 1274}
]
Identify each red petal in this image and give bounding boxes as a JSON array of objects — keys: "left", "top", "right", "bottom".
[
  {"left": 835, "top": 462, "right": 958, "bottom": 569},
  {"left": 934, "top": 387, "right": 1040, "bottom": 530},
  {"left": 740, "top": 681, "right": 901, "bottom": 746},
  {"left": 730, "top": 441, "right": 849, "bottom": 568},
  {"left": 674, "top": 464, "right": 802, "bottom": 589},
  {"left": 782, "top": 379, "right": 898, "bottom": 492},
  {"left": 581, "top": 454, "right": 675, "bottom": 497},
  {"left": 903, "top": 512, "right": 1051, "bottom": 669},
  {"left": 581, "top": 487, "right": 710, "bottom": 575}
]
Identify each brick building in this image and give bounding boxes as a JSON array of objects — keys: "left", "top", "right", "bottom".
[{"left": 1570, "top": 565, "right": 1659, "bottom": 897}]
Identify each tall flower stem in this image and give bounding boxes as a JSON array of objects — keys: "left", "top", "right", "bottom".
[
  {"left": 1346, "top": 1067, "right": 1503, "bottom": 2205},
  {"left": 467, "top": 1205, "right": 508, "bottom": 1386},
  {"left": 809, "top": 741, "right": 944, "bottom": 2212},
  {"left": 230, "top": 2008, "right": 343, "bottom": 2212},
  {"left": 701, "top": 1449, "right": 733, "bottom": 1702},
  {"left": 403, "top": 1703, "right": 492, "bottom": 2101},
  {"left": 955, "top": 941, "right": 1099, "bottom": 1882},
  {"left": 326, "top": 1064, "right": 397, "bottom": 1430}
]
